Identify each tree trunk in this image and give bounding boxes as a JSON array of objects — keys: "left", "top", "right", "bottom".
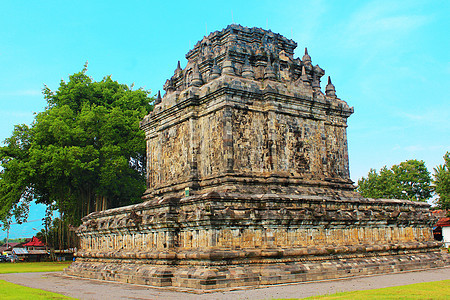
[
  {"left": 102, "top": 196, "right": 107, "bottom": 211},
  {"left": 59, "top": 214, "right": 62, "bottom": 252},
  {"left": 86, "top": 190, "right": 90, "bottom": 216}
]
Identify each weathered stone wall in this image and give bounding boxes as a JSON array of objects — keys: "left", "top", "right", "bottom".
[
  {"left": 231, "top": 109, "right": 269, "bottom": 174},
  {"left": 197, "top": 109, "right": 225, "bottom": 178},
  {"left": 142, "top": 75, "right": 355, "bottom": 199},
  {"left": 147, "top": 120, "right": 191, "bottom": 187},
  {"left": 75, "top": 193, "right": 436, "bottom": 256},
  {"left": 67, "top": 192, "right": 449, "bottom": 289},
  {"left": 80, "top": 225, "right": 433, "bottom": 254}
]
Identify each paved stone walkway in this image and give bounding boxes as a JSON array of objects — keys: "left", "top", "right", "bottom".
[{"left": 0, "top": 267, "right": 449, "bottom": 299}]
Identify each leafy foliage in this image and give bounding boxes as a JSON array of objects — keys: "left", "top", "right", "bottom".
[
  {"left": 434, "top": 152, "right": 450, "bottom": 209},
  {"left": 357, "top": 159, "right": 433, "bottom": 201},
  {"left": 0, "top": 66, "right": 153, "bottom": 227},
  {"left": 0, "top": 238, "right": 27, "bottom": 246}
]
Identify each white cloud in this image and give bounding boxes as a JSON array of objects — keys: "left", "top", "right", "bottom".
[
  {"left": 398, "top": 112, "right": 426, "bottom": 121},
  {"left": 396, "top": 108, "right": 450, "bottom": 129},
  {"left": 346, "top": 1, "right": 430, "bottom": 36},
  {"left": 336, "top": 0, "right": 432, "bottom": 60}
]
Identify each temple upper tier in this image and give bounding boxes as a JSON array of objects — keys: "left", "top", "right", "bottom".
[{"left": 140, "top": 24, "right": 356, "bottom": 199}]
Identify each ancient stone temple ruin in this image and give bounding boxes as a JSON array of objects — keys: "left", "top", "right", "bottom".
[{"left": 66, "top": 25, "right": 449, "bottom": 290}]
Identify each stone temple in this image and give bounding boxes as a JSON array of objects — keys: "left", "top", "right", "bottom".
[{"left": 66, "top": 24, "right": 449, "bottom": 290}]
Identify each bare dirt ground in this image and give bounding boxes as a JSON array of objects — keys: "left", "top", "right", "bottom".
[{"left": 0, "top": 267, "right": 449, "bottom": 300}]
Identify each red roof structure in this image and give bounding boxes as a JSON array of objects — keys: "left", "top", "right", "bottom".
[
  {"left": 22, "top": 236, "right": 45, "bottom": 247},
  {"left": 435, "top": 217, "right": 450, "bottom": 227}
]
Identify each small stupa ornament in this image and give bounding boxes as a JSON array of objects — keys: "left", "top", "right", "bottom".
[{"left": 325, "top": 76, "right": 337, "bottom": 98}]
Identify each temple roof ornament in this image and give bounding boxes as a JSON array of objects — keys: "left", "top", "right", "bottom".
[
  {"left": 176, "top": 60, "right": 182, "bottom": 73},
  {"left": 155, "top": 90, "right": 162, "bottom": 105},
  {"left": 242, "top": 55, "right": 255, "bottom": 79},
  {"left": 300, "top": 65, "right": 310, "bottom": 85},
  {"left": 302, "top": 47, "right": 312, "bottom": 65},
  {"left": 163, "top": 78, "right": 174, "bottom": 93},
  {"left": 210, "top": 58, "right": 221, "bottom": 80},
  {"left": 221, "top": 49, "right": 235, "bottom": 75},
  {"left": 191, "top": 63, "right": 203, "bottom": 87},
  {"left": 325, "top": 76, "right": 337, "bottom": 98},
  {"left": 158, "top": 24, "right": 343, "bottom": 106},
  {"left": 264, "top": 56, "right": 277, "bottom": 80}
]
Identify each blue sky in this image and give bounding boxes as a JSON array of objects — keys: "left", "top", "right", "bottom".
[{"left": 1, "top": 0, "right": 449, "bottom": 239}]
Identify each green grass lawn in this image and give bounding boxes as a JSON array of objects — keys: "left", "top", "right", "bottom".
[
  {"left": 0, "top": 280, "right": 74, "bottom": 299},
  {"left": 302, "top": 280, "right": 450, "bottom": 300},
  {"left": 0, "top": 261, "right": 72, "bottom": 274}
]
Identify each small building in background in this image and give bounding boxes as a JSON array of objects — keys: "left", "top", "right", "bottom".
[
  {"left": 0, "top": 242, "right": 20, "bottom": 255},
  {"left": 22, "top": 236, "right": 46, "bottom": 249},
  {"left": 12, "top": 236, "right": 48, "bottom": 261},
  {"left": 12, "top": 248, "right": 27, "bottom": 261},
  {"left": 435, "top": 217, "right": 450, "bottom": 248},
  {"left": 23, "top": 236, "right": 48, "bottom": 261}
]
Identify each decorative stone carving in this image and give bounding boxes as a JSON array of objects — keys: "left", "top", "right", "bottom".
[
  {"left": 241, "top": 55, "right": 255, "bottom": 79},
  {"left": 209, "top": 58, "right": 221, "bottom": 80},
  {"left": 264, "top": 56, "right": 277, "bottom": 80},
  {"left": 154, "top": 90, "right": 161, "bottom": 105}
]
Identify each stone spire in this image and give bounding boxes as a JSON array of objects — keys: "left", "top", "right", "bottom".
[
  {"left": 264, "top": 56, "right": 277, "bottom": 80},
  {"left": 302, "top": 48, "right": 311, "bottom": 65},
  {"left": 163, "top": 78, "right": 175, "bottom": 93},
  {"left": 175, "top": 60, "right": 182, "bottom": 74},
  {"left": 191, "top": 63, "right": 203, "bottom": 87},
  {"left": 241, "top": 55, "right": 255, "bottom": 79},
  {"left": 325, "top": 76, "right": 337, "bottom": 98},
  {"left": 311, "top": 71, "right": 320, "bottom": 90},
  {"left": 209, "top": 58, "right": 221, "bottom": 80},
  {"left": 300, "top": 65, "right": 309, "bottom": 84},
  {"left": 222, "top": 50, "right": 235, "bottom": 75},
  {"left": 155, "top": 90, "right": 162, "bottom": 105}
]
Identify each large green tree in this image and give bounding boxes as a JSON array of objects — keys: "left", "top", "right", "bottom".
[
  {"left": 0, "top": 66, "right": 153, "bottom": 226},
  {"left": 357, "top": 159, "right": 433, "bottom": 201},
  {"left": 434, "top": 152, "right": 450, "bottom": 210}
]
